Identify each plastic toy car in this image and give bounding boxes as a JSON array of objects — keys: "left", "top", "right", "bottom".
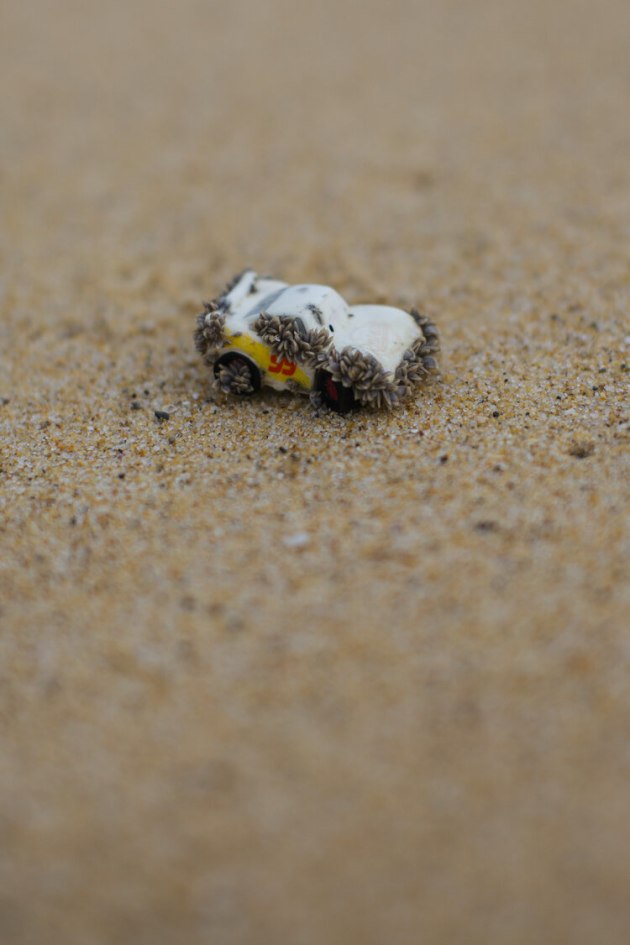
[{"left": 194, "top": 269, "right": 439, "bottom": 412}]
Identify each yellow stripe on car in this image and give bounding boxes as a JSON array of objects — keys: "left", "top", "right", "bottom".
[{"left": 223, "top": 331, "right": 313, "bottom": 390}]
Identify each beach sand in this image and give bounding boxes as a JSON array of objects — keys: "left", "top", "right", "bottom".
[{"left": 1, "top": 1, "right": 629, "bottom": 942}]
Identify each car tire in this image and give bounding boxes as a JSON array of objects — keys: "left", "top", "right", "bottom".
[
  {"left": 214, "top": 353, "right": 261, "bottom": 395},
  {"left": 315, "top": 370, "right": 356, "bottom": 414}
]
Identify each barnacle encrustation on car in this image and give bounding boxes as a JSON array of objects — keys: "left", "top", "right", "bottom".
[
  {"left": 253, "top": 313, "right": 331, "bottom": 365},
  {"left": 194, "top": 269, "right": 440, "bottom": 413},
  {"left": 194, "top": 301, "right": 226, "bottom": 364}
]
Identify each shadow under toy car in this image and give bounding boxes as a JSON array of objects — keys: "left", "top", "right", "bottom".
[{"left": 194, "top": 269, "right": 439, "bottom": 412}]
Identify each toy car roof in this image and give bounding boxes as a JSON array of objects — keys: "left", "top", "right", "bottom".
[{"left": 222, "top": 270, "right": 350, "bottom": 333}]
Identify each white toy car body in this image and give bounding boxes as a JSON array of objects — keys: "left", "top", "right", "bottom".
[{"left": 194, "top": 269, "right": 439, "bottom": 411}]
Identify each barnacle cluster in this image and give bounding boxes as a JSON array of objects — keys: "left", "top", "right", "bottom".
[
  {"left": 393, "top": 318, "right": 440, "bottom": 393},
  {"left": 216, "top": 358, "right": 254, "bottom": 395},
  {"left": 318, "top": 347, "right": 392, "bottom": 408},
  {"left": 409, "top": 308, "right": 440, "bottom": 369},
  {"left": 194, "top": 301, "right": 226, "bottom": 363},
  {"left": 253, "top": 313, "right": 330, "bottom": 366}
]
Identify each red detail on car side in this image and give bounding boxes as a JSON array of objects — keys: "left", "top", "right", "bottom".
[{"left": 269, "top": 354, "right": 297, "bottom": 376}]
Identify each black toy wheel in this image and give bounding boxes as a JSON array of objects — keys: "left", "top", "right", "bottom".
[
  {"left": 315, "top": 370, "right": 356, "bottom": 414},
  {"left": 214, "top": 353, "right": 261, "bottom": 395}
]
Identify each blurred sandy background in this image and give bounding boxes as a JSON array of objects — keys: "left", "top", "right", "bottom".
[{"left": 1, "top": 1, "right": 629, "bottom": 942}]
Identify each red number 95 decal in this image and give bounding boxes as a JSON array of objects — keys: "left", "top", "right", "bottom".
[{"left": 269, "top": 355, "right": 297, "bottom": 376}]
